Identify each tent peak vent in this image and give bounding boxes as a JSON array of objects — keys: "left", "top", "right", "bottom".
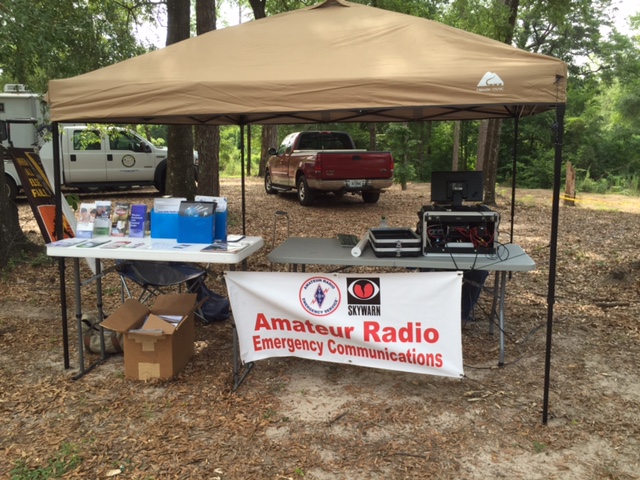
[{"left": 312, "top": 0, "right": 351, "bottom": 10}]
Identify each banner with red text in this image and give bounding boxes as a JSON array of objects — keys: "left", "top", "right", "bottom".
[{"left": 225, "top": 271, "right": 464, "bottom": 378}]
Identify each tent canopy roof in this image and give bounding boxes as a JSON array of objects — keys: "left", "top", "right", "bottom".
[{"left": 47, "top": 0, "right": 567, "bottom": 125}]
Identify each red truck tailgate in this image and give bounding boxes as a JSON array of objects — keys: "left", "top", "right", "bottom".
[{"left": 315, "top": 151, "right": 393, "bottom": 180}]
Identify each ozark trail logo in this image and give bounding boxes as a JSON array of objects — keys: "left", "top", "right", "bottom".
[
  {"left": 346, "top": 277, "right": 381, "bottom": 316},
  {"left": 299, "top": 276, "right": 341, "bottom": 317},
  {"left": 477, "top": 71, "right": 505, "bottom": 92}
]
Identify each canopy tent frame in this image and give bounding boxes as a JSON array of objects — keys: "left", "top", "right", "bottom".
[{"left": 46, "top": 0, "right": 566, "bottom": 424}]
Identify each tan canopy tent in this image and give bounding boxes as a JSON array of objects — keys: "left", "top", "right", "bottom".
[
  {"left": 47, "top": 0, "right": 566, "bottom": 125},
  {"left": 46, "top": 0, "right": 566, "bottom": 423}
]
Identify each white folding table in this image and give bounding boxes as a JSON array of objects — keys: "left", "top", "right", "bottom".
[{"left": 47, "top": 235, "right": 264, "bottom": 379}]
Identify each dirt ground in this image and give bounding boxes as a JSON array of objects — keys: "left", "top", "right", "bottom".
[{"left": 1, "top": 178, "right": 639, "bottom": 479}]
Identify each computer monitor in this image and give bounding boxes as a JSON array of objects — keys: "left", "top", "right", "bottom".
[{"left": 430, "top": 170, "right": 484, "bottom": 206}]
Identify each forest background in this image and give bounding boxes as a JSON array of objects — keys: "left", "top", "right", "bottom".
[{"left": 1, "top": 0, "right": 640, "bottom": 257}]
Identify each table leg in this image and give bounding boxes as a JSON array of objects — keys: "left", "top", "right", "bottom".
[
  {"left": 73, "top": 258, "right": 85, "bottom": 374},
  {"left": 95, "top": 259, "right": 107, "bottom": 360},
  {"left": 232, "top": 322, "right": 254, "bottom": 391},
  {"left": 498, "top": 271, "right": 507, "bottom": 367},
  {"left": 489, "top": 273, "right": 499, "bottom": 336}
]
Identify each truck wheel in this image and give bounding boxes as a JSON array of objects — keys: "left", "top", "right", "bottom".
[
  {"left": 264, "top": 170, "right": 277, "bottom": 194},
  {"left": 154, "top": 161, "right": 167, "bottom": 195},
  {"left": 362, "top": 191, "right": 380, "bottom": 204},
  {"left": 297, "top": 175, "right": 315, "bottom": 206},
  {"left": 5, "top": 176, "right": 18, "bottom": 202}
]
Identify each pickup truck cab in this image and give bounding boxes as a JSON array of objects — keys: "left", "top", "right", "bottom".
[{"left": 264, "top": 131, "right": 394, "bottom": 206}]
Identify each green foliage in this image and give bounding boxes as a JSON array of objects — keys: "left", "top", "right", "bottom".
[
  {"left": 10, "top": 442, "right": 82, "bottom": 479},
  {"left": 0, "top": 0, "right": 157, "bottom": 91},
  {"left": 64, "top": 194, "right": 81, "bottom": 211},
  {"left": 378, "top": 124, "right": 419, "bottom": 188}
]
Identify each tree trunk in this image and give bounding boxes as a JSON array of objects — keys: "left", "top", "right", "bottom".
[
  {"left": 259, "top": 126, "right": 278, "bottom": 177},
  {"left": 195, "top": 0, "right": 220, "bottom": 196},
  {"left": 166, "top": 0, "right": 195, "bottom": 199},
  {"left": 452, "top": 121, "right": 461, "bottom": 170},
  {"left": 564, "top": 161, "right": 576, "bottom": 206},
  {"left": 248, "top": 1, "right": 277, "bottom": 179},
  {"left": 369, "top": 124, "right": 377, "bottom": 150},
  {"left": 0, "top": 149, "right": 30, "bottom": 269},
  {"left": 479, "top": 119, "right": 502, "bottom": 205},
  {"left": 477, "top": 0, "right": 519, "bottom": 204}
]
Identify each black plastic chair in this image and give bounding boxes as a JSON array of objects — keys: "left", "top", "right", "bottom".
[{"left": 116, "top": 260, "right": 207, "bottom": 314}]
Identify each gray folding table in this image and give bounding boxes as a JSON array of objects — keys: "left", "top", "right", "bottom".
[{"left": 268, "top": 237, "right": 536, "bottom": 365}]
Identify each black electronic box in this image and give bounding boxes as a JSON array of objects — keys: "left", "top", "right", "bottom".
[{"left": 418, "top": 205, "right": 499, "bottom": 255}]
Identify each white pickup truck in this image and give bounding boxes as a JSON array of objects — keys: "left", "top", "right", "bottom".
[
  {"left": 3, "top": 124, "right": 170, "bottom": 201},
  {"left": 1, "top": 86, "right": 170, "bottom": 201}
]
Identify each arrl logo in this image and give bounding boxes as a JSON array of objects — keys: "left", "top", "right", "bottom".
[
  {"left": 346, "top": 277, "right": 381, "bottom": 316},
  {"left": 299, "top": 276, "right": 341, "bottom": 317}
]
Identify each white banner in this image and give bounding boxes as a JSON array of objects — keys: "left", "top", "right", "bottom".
[{"left": 225, "top": 271, "right": 464, "bottom": 378}]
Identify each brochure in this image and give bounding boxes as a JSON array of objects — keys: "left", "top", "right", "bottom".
[
  {"left": 76, "top": 239, "right": 112, "bottom": 248},
  {"left": 201, "top": 241, "right": 248, "bottom": 253},
  {"left": 100, "top": 241, "right": 132, "bottom": 249},
  {"left": 111, "top": 202, "right": 130, "bottom": 236},
  {"left": 48, "top": 238, "right": 88, "bottom": 247},
  {"left": 93, "top": 200, "right": 112, "bottom": 236},
  {"left": 76, "top": 202, "right": 96, "bottom": 238},
  {"left": 122, "top": 242, "right": 148, "bottom": 249},
  {"left": 129, "top": 204, "right": 147, "bottom": 238}
]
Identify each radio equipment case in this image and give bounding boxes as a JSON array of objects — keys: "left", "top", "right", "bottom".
[
  {"left": 418, "top": 205, "right": 499, "bottom": 255},
  {"left": 368, "top": 227, "right": 422, "bottom": 257}
]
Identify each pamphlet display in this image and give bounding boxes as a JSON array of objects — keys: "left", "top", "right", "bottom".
[
  {"left": 195, "top": 195, "right": 228, "bottom": 242},
  {"left": 129, "top": 204, "right": 147, "bottom": 238},
  {"left": 93, "top": 201, "right": 112, "bottom": 236},
  {"left": 177, "top": 201, "right": 216, "bottom": 244},
  {"left": 76, "top": 202, "right": 96, "bottom": 238},
  {"left": 111, "top": 202, "right": 130, "bottom": 236},
  {"left": 151, "top": 197, "right": 186, "bottom": 239}
]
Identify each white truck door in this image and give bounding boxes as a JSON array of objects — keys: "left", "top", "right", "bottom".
[
  {"left": 64, "top": 128, "right": 108, "bottom": 183},
  {"left": 106, "top": 131, "right": 154, "bottom": 182}
]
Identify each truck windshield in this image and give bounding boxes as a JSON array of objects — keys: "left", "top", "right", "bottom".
[{"left": 298, "top": 132, "right": 352, "bottom": 150}]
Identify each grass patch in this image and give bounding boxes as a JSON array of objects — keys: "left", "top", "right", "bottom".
[{"left": 10, "top": 442, "right": 82, "bottom": 479}]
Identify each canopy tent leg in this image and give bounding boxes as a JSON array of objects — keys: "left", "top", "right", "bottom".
[
  {"left": 509, "top": 113, "right": 521, "bottom": 244},
  {"left": 52, "top": 122, "right": 71, "bottom": 368},
  {"left": 542, "top": 103, "right": 565, "bottom": 424}
]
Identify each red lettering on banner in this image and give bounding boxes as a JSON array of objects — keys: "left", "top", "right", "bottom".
[
  {"left": 253, "top": 312, "right": 354, "bottom": 339},
  {"left": 363, "top": 321, "right": 439, "bottom": 344},
  {"left": 255, "top": 313, "right": 271, "bottom": 330}
]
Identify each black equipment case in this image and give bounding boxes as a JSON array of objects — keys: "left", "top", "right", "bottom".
[{"left": 368, "top": 228, "right": 422, "bottom": 257}]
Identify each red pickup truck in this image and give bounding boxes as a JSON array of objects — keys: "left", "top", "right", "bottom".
[{"left": 264, "top": 131, "right": 394, "bottom": 206}]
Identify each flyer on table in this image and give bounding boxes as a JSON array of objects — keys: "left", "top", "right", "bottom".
[{"left": 225, "top": 271, "right": 464, "bottom": 378}]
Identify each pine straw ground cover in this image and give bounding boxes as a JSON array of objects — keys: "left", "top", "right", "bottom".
[{"left": 1, "top": 178, "right": 639, "bottom": 479}]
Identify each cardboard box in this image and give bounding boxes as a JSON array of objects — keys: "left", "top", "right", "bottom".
[{"left": 101, "top": 294, "right": 197, "bottom": 380}]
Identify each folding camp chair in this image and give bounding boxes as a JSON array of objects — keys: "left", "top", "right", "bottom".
[{"left": 116, "top": 260, "right": 208, "bottom": 320}]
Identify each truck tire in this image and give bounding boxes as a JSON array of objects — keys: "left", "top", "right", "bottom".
[
  {"left": 264, "top": 170, "right": 277, "bottom": 194},
  {"left": 297, "top": 175, "right": 315, "bottom": 206},
  {"left": 362, "top": 191, "right": 380, "bottom": 204},
  {"left": 5, "top": 175, "right": 18, "bottom": 202},
  {"left": 154, "top": 161, "right": 167, "bottom": 195}
]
